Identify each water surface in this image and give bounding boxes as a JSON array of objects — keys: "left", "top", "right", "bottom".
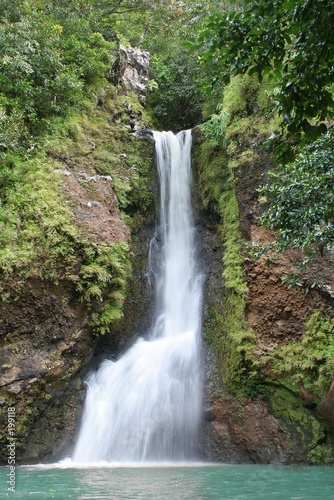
[{"left": 1, "top": 464, "right": 333, "bottom": 499}]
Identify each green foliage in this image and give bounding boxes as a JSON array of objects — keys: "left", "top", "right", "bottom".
[
  {"left": 200, "top": 72, "right": 280, "bottom": 165},
  {"left": 59, "top": 19, "right": 115, "bottom": 86},
  {"left": 111, "top": 176, "right": 132, "bottom": 209},
  {"left": 0, "top": 156, "right": 80, "bottom": 278},
  {"left": 77, "top": 241, "right": 131, "bottom": 335},
  {"left": 0, "top": 101, "right": 27, "bottom": 153},
  {"left": 0, "top": 3, "right": 119, "bottom": 145},
  {"left": 242, "top": 380, "right": 269, "bottom": 399},
  {"left": 259, "top": 129, "right": 334, "bottom": 257},
  {"left": 90, "top": 303, "right": 123, "bottom": 335},
  {"left": 264, "top": 310, "right": 334, "bottom": 398},
  {"left": 147, "top": 48, "right": 204, "bottom": 132},
  {"left": 200, "top": 105, "right": 230, "bottom": 148},
  {"left": 0, "top": 15, "right": 84, "bottom": 133},
  {"left": 0, "top": 0, "right": 222, "bottom": 141},
  {"left": 0, "top": 0, "right": 26, "bottom": 22},
  {"left": 196, "top": 0, "right": 334, "bottom": 155}
]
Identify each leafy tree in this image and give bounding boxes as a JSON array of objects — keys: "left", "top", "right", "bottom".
[
  {"left": 258, "top": 129, "right": 334, "bottom": 257},
  {"left": 0, "top": 0, "right": 26, "bottom": 21},
  {"left": 0, "top": 15, "right": 83, "bottom": 133},
  {"left": 147, "top": 46, "right": 204, "bottom": 131},
  {"left": 197, "top": 0, "right": 334, "bottom": 155},
  {"left": 195, "top": 0, "right": 334, "bottom": 263},
  {"left": 0, "top": 7, "right": 119, "bottom": 140},
  {"left": 140, "top": 1, "right": 218, "bottom": 131}
]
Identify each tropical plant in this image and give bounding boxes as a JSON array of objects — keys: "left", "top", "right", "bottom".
[
  {"left": 265, "top": 310, "right": 334, "bottom": 398},
  {"left": 196, "top": 0, "right": 334, "bottom": 157},
  {"left": 200, "top": 104, "right": 230, "bottom": 147},
  {"left": 258, "top": 129, "right": 334, "bottom": 257}
]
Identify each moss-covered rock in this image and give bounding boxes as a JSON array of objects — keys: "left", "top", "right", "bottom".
[
  {"left": 197, "top": 73, "right": 334, "bottom": 464},
  {"left": 0, "top": 75, "right": 156, "bottom": 464}
]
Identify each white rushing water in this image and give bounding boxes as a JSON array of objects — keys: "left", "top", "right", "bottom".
[{"left": 73, "top": 130, "right": 203, "bottom": 463}]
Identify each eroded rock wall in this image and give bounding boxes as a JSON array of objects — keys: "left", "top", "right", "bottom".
[
  {"left": 195, "top": 75, "right": 334, "bottom": 464},
  {"left": 0, "top": 47, "right": 155, "bottom": 464}
]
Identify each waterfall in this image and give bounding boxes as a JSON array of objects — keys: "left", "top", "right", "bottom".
[{"left": 73, "top": 130, "right": 203, "bottom": 463}]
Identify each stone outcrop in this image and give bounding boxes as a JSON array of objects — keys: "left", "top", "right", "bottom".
[
  {"left": 119, "top": 45, "right": 150, "bottom": 105},
  {"left": 204, "top": 394, "right": 291, "bottom": 464},
  {"left": 56, "top": 169, "right": 131, "bottom": 244}
]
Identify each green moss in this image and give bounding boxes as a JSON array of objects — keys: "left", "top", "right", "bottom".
[
  {"left": 1, "top": 363, "right": 13, "bottom": 369},
  {"left": 0, "top": 156, "right": 81, "bottom": 279},
  {"left": 196, "top": 138, "right": 255, "bottom": 394},
  {"left": 222, "top": 74, "right": 260, "bottom": 118},
  {"left": 263, "top": 310, "right": 334, "bottom": 399},
  {"left": 49, "top": 350, "right": 61, "bottom": 362},
  {"left": 0, "top": 381, "right": 53, "bottom": 461},
  {"left": 218, "top": 188, "right": 247, "bottom": 295},
  {"left": 268, "top": 386, "right": 334, "bottom": 464},
  {"left": 195, "top": 73, "right": 287, "bottom": 395},
  {"left": 270, "top": 387, "right": 321, "bottom": 441},
  {"left": 308, "top": 443, "right": 334, "bottom": 465},
  {"left": 230, "top": 150, "right": 258, "bottom": 170}
]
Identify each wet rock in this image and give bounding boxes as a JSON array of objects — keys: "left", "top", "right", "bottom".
[
  {"left": 317, "top": 380, "right": 334, "bottom": 432},
  {"left": 300, "top": 386, "right": 316, "bottom": 409},
  {"left": 204, "top": 395, "right": 290, "bottom": 464},
  {"left": 133, "top": 128, "right": 155, "bottom": 141},
  {"left": 0, "top": 280, "right": 93, "bottom": 463}
]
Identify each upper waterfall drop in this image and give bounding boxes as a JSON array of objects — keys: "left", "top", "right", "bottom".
[{"left": 73, "top": 129, "right": 203, "bottom": 463}]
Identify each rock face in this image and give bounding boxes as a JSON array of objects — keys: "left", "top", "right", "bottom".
[
  {"left": 202, "top": 354, "right": 327, "bottom": 464},
  {"left": 58, "top": 169, "right": 131, "bottom": 244},
  {"left": 119, "top": 46, "right": 150, "bottom": 104},
  {"left": 0, "top": 45, "right": 155, "bottom": 464},
  {"left": 0, "top": 279, "right": 92, "bottom": 462},
  {"left": 0, "top": 162, "right": 135, "bottom": 463},
  {"left": 317, "top": 380, "right": 334, "bottom": 433},
  {"left": 204, "top": 394, "right": 290, "bottom": 464},
  {"left": 195, "top": 114, "right": 334, "bottom": 463}
]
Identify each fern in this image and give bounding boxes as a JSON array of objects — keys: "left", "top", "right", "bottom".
[{"left": 267, "top": 310, "right": 334, "bottom": 397}]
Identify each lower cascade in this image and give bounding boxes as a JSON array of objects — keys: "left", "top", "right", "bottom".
[{"left": 73, "top": 130, "right": 203, "bottom": 463}]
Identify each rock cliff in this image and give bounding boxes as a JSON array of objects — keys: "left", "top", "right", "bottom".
[
  {"left": 195, "top": 74, "right": 334, "bottom": 464},
  {"left": 0, "top": 46, "right": 155, "bottom": 464}
]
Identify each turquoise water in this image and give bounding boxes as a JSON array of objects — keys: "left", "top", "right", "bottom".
[{"left": 0, "top": 464, "right": 334, "bottom": 499}]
